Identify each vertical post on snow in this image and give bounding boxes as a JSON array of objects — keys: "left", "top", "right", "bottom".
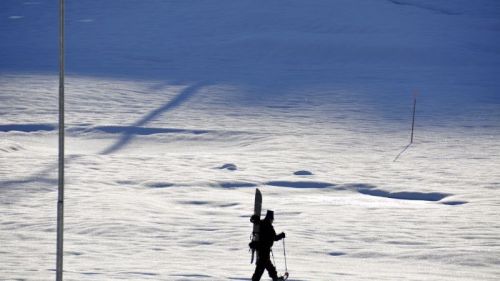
[
  {"left": 393, "top": 91, "right": 418, "bottom": 162},
  {"left": 56, "top": 0, "right": 65, "bottom": 280},
  {"left": 410, "top": 92, "right": 417, "bottom": 144}
]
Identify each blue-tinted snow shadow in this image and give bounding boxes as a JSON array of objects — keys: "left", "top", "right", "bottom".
[
  {"left": 3, "top": 81, "right": 207, "bottom": 185},
  {"left": 357, "top": 187, "right": 449, "bottom": 201},
  {"left": 214, "top": 179, "right": 460, "bottom": 203},
  {"left": 216, "top": 163, "right": 238, "bottom": 171},
  {"left": 72, "top": 126, "right": 210, "bottom": 136},
  {"left": 2, "top": 0, "right": 499, "bottom": 133},
  {"left": 0, "top": 124, "right": 210, "bottom": 136},
  {"left": 0, "top": 154, "right": 82, "bottom": 189},
  {"left": 144, "top": 182, "right": 175, "bottom": 188},
  {"left": 4, "top": 0, "right": 499, "bottom": 105},
  {"left": 0, "top": 124, "right": 55, "bottom": 132},
  {"left": 293, "top": 170, "right": 314, "bottom": 176},
  {"left": 266, "top": 180, "right": 335, "bottom": 189},
  {"left": 342, "top": 183, "right": 452, "bottom": 202},
  {"left": 118, "top": 272, "right": 159, "bottom": 277},
  {"left": 217, "top": 182, "right": 258, "bottom": 189},
  {"left": 100, "top": 81, "right": 207, "bottom": 155},
  {"left": 386, "top": 0, "right": 462, "bottom": 15},
  {"left": 0, "top": 178, "right": 57, "bottom": 189},
  {"left": 263, "top": 181, "right": 461, "bottom": 203},
  {"left": 441, "top": 201, "right": 468, "bottom": 206},
  {"left": 328, "top": 251, "right": 347, "bottom": 256}
]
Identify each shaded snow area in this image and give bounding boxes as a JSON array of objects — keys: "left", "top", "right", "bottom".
[{"left": 1, "top": 0, "right": 500, "bottom": 280}]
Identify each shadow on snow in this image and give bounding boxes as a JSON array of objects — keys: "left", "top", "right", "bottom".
[{"left": 100, "top": 81, "right": 208, "bottom": 155}]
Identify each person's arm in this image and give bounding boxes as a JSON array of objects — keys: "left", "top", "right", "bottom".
[{"left": 275, "top": 232, "right": 286, "bottom": 241}]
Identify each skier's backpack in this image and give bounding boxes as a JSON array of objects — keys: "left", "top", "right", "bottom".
[{"left": 249, "top": 240, "right": 258, "bottom": 250}]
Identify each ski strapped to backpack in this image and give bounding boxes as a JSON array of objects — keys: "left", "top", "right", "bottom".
[{"left": 249, "top": 188, "right": 262, "bottom": 264}]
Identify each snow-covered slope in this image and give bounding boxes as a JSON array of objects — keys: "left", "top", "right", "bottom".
[{"left": 1, "top": 1, "right": 500, "bottom": 280}]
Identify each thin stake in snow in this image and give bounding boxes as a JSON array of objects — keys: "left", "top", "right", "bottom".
[
  {"left": 410, "top": 92, "right": 417, "bottom": 144},
  {"left": 394, "top": 91, "right": 418, "bottom": 162},
  {"left": 56, "top": 0, "right": 65, "bottom": 280}
]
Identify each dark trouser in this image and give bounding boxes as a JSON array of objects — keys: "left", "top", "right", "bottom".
[{"left": 252, "top": 249, "right": 278, "bottom": 281}]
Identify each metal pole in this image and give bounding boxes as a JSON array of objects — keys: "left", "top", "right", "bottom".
[
  {"left": 56, "top": 0, "right": 65, "bottom": 279},
  {"left": 410, "top": 96, "right": 416, "bottom": 144}
]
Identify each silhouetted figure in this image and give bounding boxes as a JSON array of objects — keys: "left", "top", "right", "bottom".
[{"left": 250, "top": 210, "right": 286, "bottom": 281}]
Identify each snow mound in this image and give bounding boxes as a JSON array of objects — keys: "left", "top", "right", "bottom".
[
  {"left": 293, "top": 170, "right": 314, "bottom": 176},
  {"left": 217, "top": 163, "right": 238, "bottom": 171}
]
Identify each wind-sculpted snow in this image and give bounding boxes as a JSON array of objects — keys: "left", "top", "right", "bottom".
[
  {"left": 2, "top": 0, "right": 500, "bottom": 280},
  {"left": 1, "top": 74, "right": 500, "bottom": 280},
  {"left": 0, "top": 140, "right": 24, "bottom": 154}
]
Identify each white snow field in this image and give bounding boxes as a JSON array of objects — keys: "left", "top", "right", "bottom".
[{"left": 1, "top": 0, "right": 500, "bottom": 280}]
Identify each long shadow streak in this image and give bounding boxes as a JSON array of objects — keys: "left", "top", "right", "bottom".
[
  {"left": 100, "top": 81, "right": 207, "bottom": 155},
  {"left": 0, "top": 155, "right": 79, "bottom": 188},
  {"left": 393, "top": 143, "right": 412, "bottom": 162},
  {"left": 0, "top": 82, "right": 207, "bottom": 188}
]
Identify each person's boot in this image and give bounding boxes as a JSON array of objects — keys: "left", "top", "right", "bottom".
[{"left": 273, "top": 272, "right": 289, "bottom": 281}]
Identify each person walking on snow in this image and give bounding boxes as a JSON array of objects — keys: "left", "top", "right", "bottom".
[{"left": 250, "top": 210, "right": 286, "bottom": 281}]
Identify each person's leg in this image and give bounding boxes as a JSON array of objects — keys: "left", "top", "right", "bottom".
[
  {"left": 252, "top": 255, "right": 266, "bottom": 281},
  {"left": 265, "top": 259, "right": 278, "bottom": 280}
]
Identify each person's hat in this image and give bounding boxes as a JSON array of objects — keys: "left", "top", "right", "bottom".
[{"left": 265, "top": 210, "right": 274, "bottom": 220}]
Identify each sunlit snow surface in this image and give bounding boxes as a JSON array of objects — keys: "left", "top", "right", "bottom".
[{"left": 1, "top": 0, "right": 500, "bottom": 280}]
